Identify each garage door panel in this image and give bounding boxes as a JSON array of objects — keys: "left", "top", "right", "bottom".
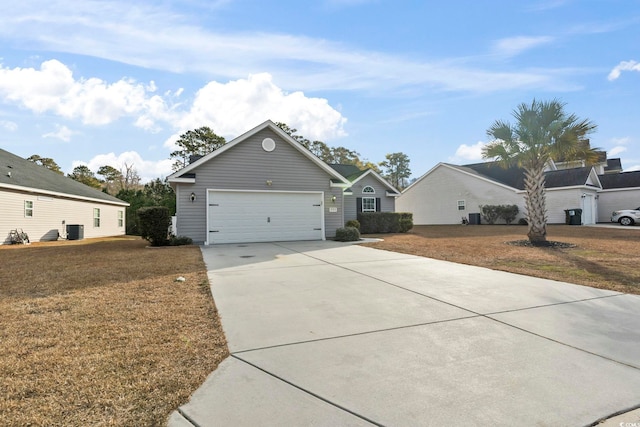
[{"left": 208, "top": 191, "right": 324, "bottom": 244}]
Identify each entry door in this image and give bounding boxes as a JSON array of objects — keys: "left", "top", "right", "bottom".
[{"left": 207, "top": 191, "right": 324, "bottom": 244}]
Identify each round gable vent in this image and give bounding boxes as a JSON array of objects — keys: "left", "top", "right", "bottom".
[{"left": 262, "top": 138, "right": 276, "bottom": 152}]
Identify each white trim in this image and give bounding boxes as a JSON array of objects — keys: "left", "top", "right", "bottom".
[
  {"left": 361, "top": 196, "right": 376, "bottom": 212},
  {"left": 385, "top": 191, "right": 399, "bottom": 197},
  {"left": 168, "top": 120, "right": 350, "bottom": 186},
  {"left": 169, "top": 177, "right": 196, "bottom": 184},
  {"left": 348, "top": 169, "right": 400, "bottom": 194},
  {"left": 0, "top": 182, "right": 129, "bottom": 206},
  {"left": 598, "top": 186, "right": 640, "bottom": 193},
  {"left": 205, "top": 189, "right": 325, "bottom": 245}
]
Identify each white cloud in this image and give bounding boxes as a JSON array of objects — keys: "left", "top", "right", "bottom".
[
  {"left": 42, "top": 124, "right": 76, "bottom": 142},
  {"left": 76, "top": 151, "right": 174, "bottom": 182},
  {"left": 608, "top": 146, "right": 627, "bottom": 157},
  {"left": 450, "top": 141, "right": 487, "bottom": 163},
  {"left": 625, "top": 165, "right": 640, "bottom": 171},
  {"left": 492, "top": 36, "right": 554, "bottom": 57},
  {"left": 608, "top": 60, "right": 640, "bottom": 81},
  {"left": 0, "top": 120, "right": 17, "bottom": 131},
  {"left": 0, "top": 1, "right": 579, "bottom": 94},
  {"left": 0, "top": 60, "right": 170, "bottom": 129},
  {"left": 166, "top": 73, "right": 347, "bottom": 150}
]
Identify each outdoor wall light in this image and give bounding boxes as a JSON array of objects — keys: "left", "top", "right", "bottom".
[
  {"left": 331, "top": 195, "right": 337, "bottom": 202},
  {"left": 190, "top": 192, "right": 196, "bottom": 202},
  {"left": 266, "top": 180, "right": 273, "bottom": 186}
]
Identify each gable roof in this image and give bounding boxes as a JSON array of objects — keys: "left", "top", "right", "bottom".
[
  {"left": 328, "top": 164, "right": 400, "bottom": 195},
  {"left": 168, "top": 120, "right": 350, "bottom": 186},
  {"left": 0, "top": 148, "right": 128, "bottom": 206},
  {"left": 599, "top": 171, "right": 640, "bottom": 189},
  {"left": 404, "top": 161, "right": 603, "bottom": 195}
]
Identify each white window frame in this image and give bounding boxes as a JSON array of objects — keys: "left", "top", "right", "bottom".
[
  {"left": 24, "top": 200, "right": 33, "bottom": 217},
  {"left": 457, "top": 200, "right": 466, "bottom": 211},
  {"left": 118, "top": 210, "right": 124, "bottom": 227},
  {"left": 94, "top": 208, "right": 101, "bottom": 227},
  {"left": 362, "top": 185, "right": 375, "bottom": 194},
  {"left": 362, "top": 197, "right": 376, "bottom": 212}
]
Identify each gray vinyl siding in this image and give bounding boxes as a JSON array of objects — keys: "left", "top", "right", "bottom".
[
  {"left": 344, "top": 174, "right": 396, "bottom": 222},
  {"left": 175, "top": 128, "right": 343, "bottom": 243},
  {"left": 1, "top": 188, "right": 126, "bottom": 244}
]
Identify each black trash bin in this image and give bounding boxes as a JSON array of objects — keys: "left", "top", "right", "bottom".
[
  {"left": 67, "top": 224, "right": 84, "bottom": 240},
  {"left": 468, "top": 213, "right": 481, "bottom": 225},
  {"left": 564, "top": 209, "right": 582, "bottom": 225}
]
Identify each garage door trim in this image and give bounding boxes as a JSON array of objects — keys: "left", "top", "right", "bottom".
[{"left": 206, "top": 189, "right": 325, "bottom": 245}]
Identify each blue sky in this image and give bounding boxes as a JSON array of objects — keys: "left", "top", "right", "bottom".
[{"left": 1, "top": 0, "right": 639, "bottom": 182}]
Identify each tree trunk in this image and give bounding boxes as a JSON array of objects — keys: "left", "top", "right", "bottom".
[{"left": 523, "top": 166, "right": 547, "bottom": 244}]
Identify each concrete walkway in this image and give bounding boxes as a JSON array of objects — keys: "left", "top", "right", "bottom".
[{"left": 169, "top": 241, "right": 640, "bottom": 426}]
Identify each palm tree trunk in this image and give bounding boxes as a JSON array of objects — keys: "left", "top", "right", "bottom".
[{"left": 523, "top": 166, "right": 547, "bottom": 244}]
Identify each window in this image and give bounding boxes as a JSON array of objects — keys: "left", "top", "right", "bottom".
[
  {"left": 94, "top": 208, "right": 101, "bottom": 227},
  {"left": 118, "top": 210, "right": 124, "bottom": 227},
  {"left": 362, "top": 197, "right": 376, "bottom": 212},
  {"left": 24, "top": 200, "right": 33, "bottom": 217},
  {"left": 362, "top": 186, "right": 375, "bottom": 194},
  {"left": 457, "top": 200, "right": 466, "bottom": 211}
]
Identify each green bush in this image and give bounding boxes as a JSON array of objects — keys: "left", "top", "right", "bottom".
[
  {"left": 399, "top": 217, "right": 414, "bottom": 233},
  {"left": 345, "top": 219, "right": 360, "bottom": 230},
  {"left": 169, "top": 235, "right": 193, "bottom": 246},
  {"left": 480, "top": 205, "right": 500, "bottom": 225},
  {"left": 358, "top": 212, "right": 413, "bottom": 234},
  {"left": 480, "top": 204, "right": 520, "bottom": 225},
  {"left": 498, "top": 205, "right": 519, "bottom": 224},
  {"left": 335, "top": 226, "right": 360, "bottom": 242},
  {"left": 518, "top": 218, "right": 528, "bottom": 226},
  {"left": 138, "top": 206, "right": 171, "bottom": 246}
]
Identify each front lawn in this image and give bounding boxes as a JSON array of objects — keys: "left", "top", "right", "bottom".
[{"left": 0, "top": 237, "right": 228, "bottom": 426}]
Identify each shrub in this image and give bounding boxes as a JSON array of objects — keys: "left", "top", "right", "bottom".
[
  {"left": 480, "top": 205, "right": 500, "bottom": 225},
  {"left": 518, "top": 218, "right": 528, "bottom": 226},
  {"left": 169, "top": 235, "right": 193, "bottom": 246},
  {"left": 480, "top": 204, "right": 520, "bottom": 225},
  {"left": 499, "top": 205, "right": 519, "bottom": 224},
  {"left": 138, "top": 206, "right": 171, "bottom": 246},
  {"left": 399, "top": 218, "right": 414, "bottom": 233},
  {"left": 335, "top": 226, "right": 360, "bottom": 242},
  {"left": 345, "top": 219, "right": 361, "bottom": 230},
  {"left": 358, "top": 212, "right": 413, "bottom": 234}
]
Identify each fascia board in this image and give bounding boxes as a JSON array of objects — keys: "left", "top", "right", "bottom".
[{"left": 0, "top": 183, "right": 130, "bottom": 206}]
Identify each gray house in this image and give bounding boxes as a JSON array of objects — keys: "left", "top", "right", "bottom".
[
  {"left": 329, "top": 164, "right": 400, "bottom": 222},
  {"left": 168, "top": 120, "right": 353, "bottom": 244},
  {"left": 0, "top": 148, "right": 128, "bottom": 244}
]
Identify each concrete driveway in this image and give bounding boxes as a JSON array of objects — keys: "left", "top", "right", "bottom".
[{"left": 169, "top": 241, "right": 640, "bottom": 426}]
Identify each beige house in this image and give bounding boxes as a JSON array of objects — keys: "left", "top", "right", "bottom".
[
  {"left": 398, "top": 157, "right": 632, "bottom": 226},
  {"left": 1, "top": 148, "right": 128, "bottom": 244}
]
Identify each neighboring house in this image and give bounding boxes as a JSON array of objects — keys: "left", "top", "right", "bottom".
[
  {"left": 168, "top": 120, "right": 352, "bottom": 244},
  {"left": 328, "top": 164, "right": 400, "bottom": 222},
  {"left": 397, "top": 161, "right": 603, "bottom": 225},
  {"left": 597, "top": 170, "right": 640, "bottom": 222},
  {"left": 1, "top": 148, "right": 129, "bottom": 244}
]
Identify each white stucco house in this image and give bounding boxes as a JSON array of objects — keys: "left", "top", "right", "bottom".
[{"left": 1, "top": 148, "right": 129, "bottom": 244}]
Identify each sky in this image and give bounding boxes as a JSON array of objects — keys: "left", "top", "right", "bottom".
[{"left": 1, "top": 0, "right": 639, "bottom": 183}]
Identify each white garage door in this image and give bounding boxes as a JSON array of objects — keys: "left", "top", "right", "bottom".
[{"left": 207, "top": 190, "right": 324, "bottom": 244}]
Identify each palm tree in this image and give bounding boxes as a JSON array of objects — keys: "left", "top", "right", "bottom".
[{"left": 482, "top": 99, "right": 598, "bottom": 245}]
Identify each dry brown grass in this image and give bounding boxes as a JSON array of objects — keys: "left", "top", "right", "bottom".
[
  {"left": 0, "top": 236, "right": 228, "bottom": 426},
  {"left": 364, "top": 225, "right": 640, "bottom": 295}
]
